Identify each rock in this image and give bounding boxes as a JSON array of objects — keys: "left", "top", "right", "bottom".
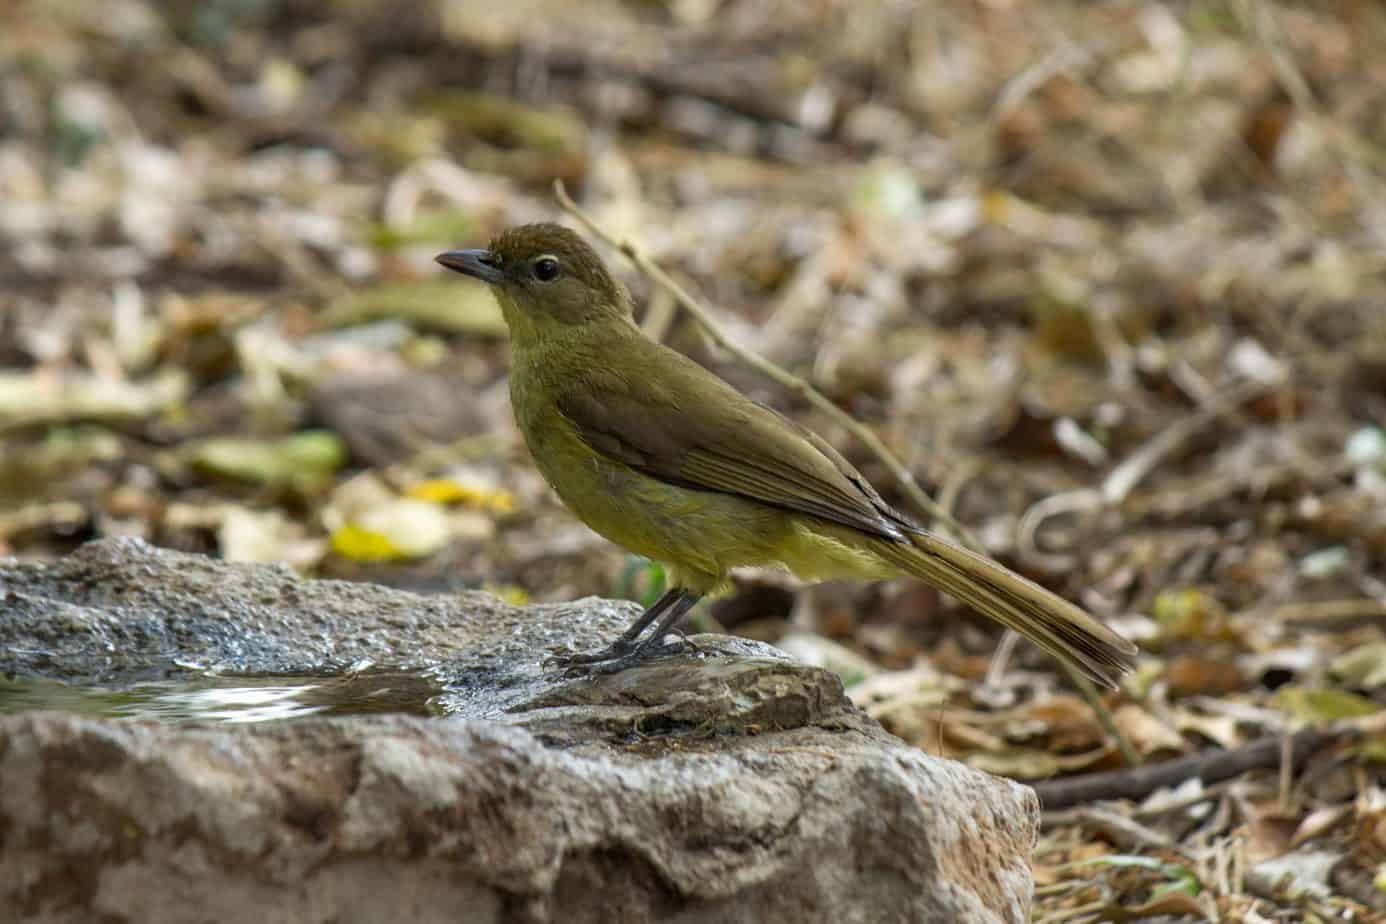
[{"left": 0, "top": 538, "right": 1038, "bottom": 923}]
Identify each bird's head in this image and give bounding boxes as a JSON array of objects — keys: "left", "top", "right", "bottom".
[{"left": 437, "top": 223, "right": 632, "bottom": 340}]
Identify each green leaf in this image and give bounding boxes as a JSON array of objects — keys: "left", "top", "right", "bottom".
[
  {"left": 367, "top": 208, "right": 475, "bottom": 252},
  {"left": 640, "top": 562, "right": 668, "bottom": 608},
  {"left": 615, "top": 556, "right": 667, "bottom": 606},
  {"left": 322, "top": 281, "right": 506, "bottom": 337},
  {"left": 188, "top": 431, "right": 346, "bottom": 488},
  {"left": 1274, "top": 686, "right": 1381, "bottom": 725}
]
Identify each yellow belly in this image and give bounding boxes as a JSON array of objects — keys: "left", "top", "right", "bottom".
[{"left": 520, "top": 406, "right": 894, "bottom": 594}]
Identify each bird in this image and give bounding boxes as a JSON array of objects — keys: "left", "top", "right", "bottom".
[{"left": 436, "top": 222, "right": 1137, "bottom": 687}]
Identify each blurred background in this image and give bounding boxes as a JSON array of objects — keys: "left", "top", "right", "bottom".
[{"left": 3, "top": 0, "right": 1386, "bottom": 914}]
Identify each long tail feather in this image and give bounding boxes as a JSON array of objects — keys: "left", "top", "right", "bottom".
[{"left": 869, "top": 532, "right": 1138, "bottom": 689}]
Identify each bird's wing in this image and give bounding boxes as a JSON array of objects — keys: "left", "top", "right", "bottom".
[{"left": 556, "top": 343, "right": 914, "bottom": 542}]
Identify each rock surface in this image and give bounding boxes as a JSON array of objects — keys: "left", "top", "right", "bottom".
[{"left": 0, "top": 538, "right": 1038, "bottom": 923}]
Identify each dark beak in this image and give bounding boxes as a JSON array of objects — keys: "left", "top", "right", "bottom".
[{"left": 435, "top": 249, "right": 505, "bottom": 285}]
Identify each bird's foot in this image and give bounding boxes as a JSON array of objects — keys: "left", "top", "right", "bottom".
[
  {"left": 543, "top": 637, "right": 637, "bottom": 668},
  {"left": 576, "top": 640, "right": 693, "bottom": 676},
  {"left": 549, "top": 633, "right": 700, "bottom": 677}
]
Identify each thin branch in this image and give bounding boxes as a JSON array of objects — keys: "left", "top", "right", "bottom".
[
  {"left": 1074, "top": 670, "right": 1141, "bottom": 768},
  {"left": 1044, "top": 806, "right": 1176, "bottom": 852},
  {"left": 1017, "top": 377, "right": 1277, "bottom": 571},
  {"left": 1100, "top": 378, "right": 1276, "bottom": 506},
  {"left": 1236, "top": 0, "right": 1386, "bottom": 216},
  {"left": 1031, "top": 726, "right": 1344, "bottom": 810},
  {"left": 1270, "top": 598, "right": 1386, "bottom": 628}
]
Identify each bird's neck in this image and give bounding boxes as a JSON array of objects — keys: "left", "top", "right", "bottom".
[
  {"left": 509, "top": 312, "right": 636, "bottom": 363},
  {"left": 507, "top": 315, "right": 639, "bottom": 400},
  {"left": 497, "top": 289, "right": 637, "bottom": 354}
]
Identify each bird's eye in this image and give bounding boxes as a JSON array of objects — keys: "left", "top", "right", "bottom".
[{"left": 532, "top": 255, "right": 562, "bottom": 283}]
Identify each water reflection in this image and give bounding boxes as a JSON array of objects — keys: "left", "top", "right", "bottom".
[{"left": 0, "top": 669, "right": 446, "bottom": 724}]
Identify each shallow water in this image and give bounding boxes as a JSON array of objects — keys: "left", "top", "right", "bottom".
[{"left": 0, "top": 669, "right": 447, "bottom": 724}]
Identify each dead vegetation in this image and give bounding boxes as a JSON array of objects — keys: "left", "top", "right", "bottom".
[{"left": 3, "top": 0, "right": 1386, "bottom": 919}]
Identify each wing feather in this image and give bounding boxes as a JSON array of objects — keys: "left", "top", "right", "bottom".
[{"left": 555, "top": 342, "right": 911, "bottom": 541}]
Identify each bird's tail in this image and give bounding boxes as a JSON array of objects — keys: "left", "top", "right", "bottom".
[{"left": 868, "top": 531, "right": 1138, "bottom": 689}]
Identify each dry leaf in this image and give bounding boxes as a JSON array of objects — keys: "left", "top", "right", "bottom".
[{"left": 1114, "top": 704, "right": 1186, "bottom": 756}]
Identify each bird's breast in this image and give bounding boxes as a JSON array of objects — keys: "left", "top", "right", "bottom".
[{"left": 508, "top": 375, "right": 790, "bottom": 587}]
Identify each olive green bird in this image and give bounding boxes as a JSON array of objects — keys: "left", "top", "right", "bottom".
[{"left": 437, "top": 223, "right": 1137, "bottom": 687}]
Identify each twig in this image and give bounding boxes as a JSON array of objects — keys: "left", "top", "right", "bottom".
[
  {"left": 1100, "top": 378, "right": 1276, "bottom": 506},
  {"left": 1278, "top": 732, "right": 1293, "bottom": 814},
  {"left": 1017, "top": 377, "right": 1277, "bottom": 571},
  {"left": 638, "top": 285, "right": 677, "bottom": 342},
  {"left": 1041, "top": 806, "right": 1176, "bottom": 852},
  {"left": 553, "top": 180, "right": 1134, "bottom": 761},
  {"left": 1236, "top": 0, "right": 1386, "bottom": 217},
  {"left": 1033, "top": 899, "right": 1106, "bottom": 924},
  {"left": 1078, "top": 667, "right": 1141, "bottom": 769},
  {"left": 935, "top": 457, "right": 979, "bottom": 520},
  {"left": 1016, "top": 489, "right": 1103, "bottom": 573},
  {"left": 1131, "top": 777, "right": 1236, "bottom": 819},
  {"left": 1125, "top": 457, "right": 1353, "bottom": 521},
  {"left": 1031, "top": 726, "right": 1343, "bottom": 810},
  {"left": 983, "top": 629, "right": 1019, "bottom": 687},
  {"left": 553, "top": 180, "right": 976, "bottom": 545},
  {"left": 1269, "top": 598, "right": 1386, "bottom": 628}
]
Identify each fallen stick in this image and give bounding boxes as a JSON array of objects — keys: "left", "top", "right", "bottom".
[{"left": 1031, "top": 727, "right": 1342, "bottom": 810}]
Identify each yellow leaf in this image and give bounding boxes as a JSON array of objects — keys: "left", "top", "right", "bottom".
[
  {"left": 1153, "top": 588, "right": 1229, "bottom": 642},
  {"left": 337, "top": 498, "right": 452, "bottom": 559},
  {"left": 482, "top": 583, "right": 530, "bottom": 607},
  {"left": 982, "top": 189, "right": 1009, "bottom": 224},
  {"left": 329, "top": 525, "right": 403, "bottom": 562},
  {"left": 406, "top": 478, "right": 514, "bottom": 514}
]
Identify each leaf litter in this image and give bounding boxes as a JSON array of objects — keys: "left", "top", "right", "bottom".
[{"left": 3, "top": 0, "right": 1386, "bottom": 918}]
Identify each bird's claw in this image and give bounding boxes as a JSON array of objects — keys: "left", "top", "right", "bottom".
[
  {"left": 543, "top": 638, "right": 636, "bottom": 668},
  {"left": 577, "top": 641, "right": 691, "bottom": 675},
  {"left": 546, "top": 633, "right": 700, "bottom": 677}
]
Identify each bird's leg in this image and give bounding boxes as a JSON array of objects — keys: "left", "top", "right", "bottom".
[
  {"left": 630, "top": 592, "right": 701, "bottom": 655},
  {"left": 577, "top": 593, "right": 704, "bottom": 675},
  {"left": 548, "top": 587, "right": 685, "bottom": 666}
]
